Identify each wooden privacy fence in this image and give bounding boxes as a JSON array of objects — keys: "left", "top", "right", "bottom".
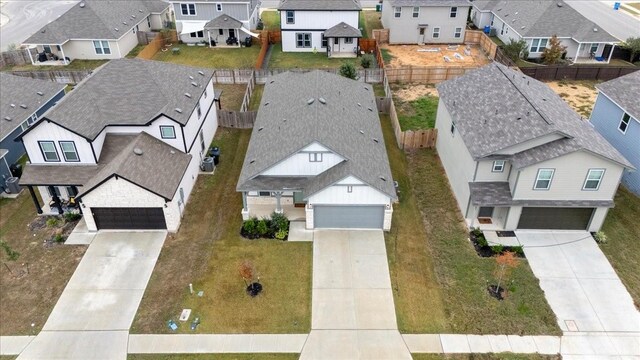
[
  {"left": 520, "top": 65, "right": 639, "bottom": 81},
  {"left": 240, "top": 71, "right": 256, "bottom": 112},
  {"left": 385, "top": 66, "right": 476, "bottom": 83},
  {"left": 360, "top": 39, "right": 377, "bottom": 54},
  {"left": 268, "top": 31, "right": 282, "bottom": 43},
  {"left": 372, "top": 29, "right": 389, "bottom": 44},
  {"left": 255, "top": 31, "right": 270, "bottom": 69},
  {"left": 478, "top": 32, "right": 498, "bottom": 60},
  {"left": 136, "top": 30, "right": 178, "bottom": 60},
  {"left": 0, "top": 48, "right": 37, "bottom": 68},
  {"left": 209, "top": 68, "right": 384, "bottom": 84},
  {"left": 217, "top": 110, "right": 257, "bottom": 128},
  {"left": 464, "top": 30, "right": 483, "bottom": 44},
  {"left": 8, "top": 70, "right": 92, "bottom": 84}
]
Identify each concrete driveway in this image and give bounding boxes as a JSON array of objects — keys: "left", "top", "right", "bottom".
[
  {"left": 18, "top": 231, "right": 166, "bottom": 360},
  {"left": 516, "top": 231, "right": 640, "bottom": 333}
]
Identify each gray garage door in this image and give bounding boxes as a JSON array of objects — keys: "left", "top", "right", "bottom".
[
  {"left": 517, "top": 207, "right": 594, "bottom": 230},
  {"left": 92, "top": 207, "right": 167, "bottom": 230},
  {"left": 314, "top": 205, "right": 384, "bottom": 229}
]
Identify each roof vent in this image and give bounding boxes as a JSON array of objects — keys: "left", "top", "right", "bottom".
[
  {"left": 131, "top": 14, "right": 136, "bottom": 18},
  {"left": 380, "top": 176, "right": 386, "bottom": 181},
  {"left": 170, "top": 150, "right": 175, "bottom": 154},
  {"left": 307, "top": 98, "right": 315, "bottom": 105},
  {"left": 184, "top": 92, "right": 192, "bottom": 98},
  {"left": 359, "top": 130, "right": 364, "bottom": 134},
  {"left": 593, "top": 27, "right": 598, "bottom": 32},
  {"left": 224, "top": 17, "right": 228, "bottom": 21},
  {"left": 373, "top": 138, "right": 379, "bottom": 143},
  {"left": 198, "top": 71, "right": 204, "bottom": 76},
  {"left": 4, "top": 116, "right": 11, "bottom": 121},
  {"left": 367, "top": 107, "right": 373, "bottom": 111},
  {"left": 318, "top": 97, "right": 326, "bottom": 104},
  {"left": 19, "top": 104, "right": 27, "bottom": 109},
  {"left": 191, "top": 82, "right": 198, "bottom": 87},
  {"left": 41, "top": 29, "right": 46, "bottom": 33},
  {"left": 557, "top": 2, "right": 563, "bottom": 7},
  {"left": 249, "top": 159, "right": 256, "bottom": 164},
  {"left": 123, "top": 21, "right": 127, "bottom": 25},
  {"left": 133, "top": 148, "right": 143, "bottom": 156},
  {"left": 115, "top": 27, "right": 119, "bottom": 31},
  {"left": 139, "top": 9, "right": 143, "bottom": 12},
  {"left": 258, "top": 126, "right": 264, "bottom": 131},
  {"left": 270, "top": 80, "right": 274, "bottom": 83},
  {"left": 79, "top": 2, "right": 85, "bottom": 8},
  {"left": 264, "top": 102, "right": 270, "bottom": 106},
  {"left": 37, "top": 91, "right": 44, "bottom": 96},
  {"left": 10, "top": 103, "right": 15, "bottom": 108},
  {"left": 343, "top": 24, "right": 347, "bottom": 28},
  {"left": 175, "top": 108, "right": 183, "bottom": 113},
  {"left": 189, "top": 75, "right": 194, "bottom": 80},
  {"left": 521, "top": 26, "right": 525, "bottom": 30},
  {"left": 516, "top": 117, "right": 522, "bottom": 121},
  {"left": 357, "top": 103, "right": 361, "bottom": 107}
]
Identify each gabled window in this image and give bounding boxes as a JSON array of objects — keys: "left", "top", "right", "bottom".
[
  {"left": 492, "top": 160, "right": 505, "bottom": 172},
  {"left": 583, "top": 169, "right": 605, "bottom": 190},
  {"left": 59, "top": 141, "right": 79, "bottom": 162},
  {"left": 296, "top": 33, "right": 311, "bottom": 48},
  {"left": 454, "top": 27, "right": 462, "bottom": 38},
  {"left": 93, "top": 40, "right": 111, "bottom": 55},
  {"left": 39, "top": 141, "right": 59, "bottom": 162},
  {"left": 181, "top": 3, "right": 196, "bottom": 16},
  {"left": 160, "top": 125, "right": 176, "bottom": 139},
  {"left": 394, "top": 7, "right": 401, "bottom": 18},
  {"left": 534, "top": 169, "right": 554, "bottom": 190},
  {"left": 530, "top": 38, "right": 548, "bottom": 53},
  {"left": 450, "top": 6, "right": 458, "bottom": 17},
  {"left": 216, "top": 3, "right": 222, "bottom": 11},
  {"left": 286, "top": 10, "right": 295, "bottom": 24},
  {"left": 309, "top": 153, "right": 323, "bottom": 162},
  {"left": 432, "top": 27, "right": 440, "bottom": 39},
  {"left": 412, "top": 6, "right": 419, "bottom": 17},
  {"left": 618, "top": 113, "right": 631, "bottom": 134},
  {"left": 347, "top": 186, "right": 353, "bottom": 193}
]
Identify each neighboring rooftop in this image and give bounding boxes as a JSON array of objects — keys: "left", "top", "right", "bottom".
[
  {"left": 324, "top": 22, "right": 362, "bottom": 38},
  {"left": 436, "top": 63, "right": 632, "bottom": 169},
  {"left": 386, "top": 0, "right": 470, "bottom": 7},
  {"left": 237, "top": 70, "right": 396, "bottom": 199},
  {"left": 472, "top": 0, "right": 618, "bottom": 42},
  {"left": 23, "top": 0, "right": 169, "bottom": 45},
  {"left": 21, "top": 59, "right": 213, "bottom": 140},
  {"left": 204, "top": 14, "right": 243, "bottom": 30},
  {"left": 596, "top": 71, "right": 640, "bottom": 121},
  {"left": 0, "top": 73, "right": 66, "bottom": 141},
  {"left": 278, "top": 0, "right": 361, "bottom": 11}
]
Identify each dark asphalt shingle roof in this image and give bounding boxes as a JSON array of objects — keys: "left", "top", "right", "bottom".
[
  {"left": 37, "top": 59, "right": 213, "bottom": 140},
  {"left": 204, "top": 14, "right": 243, "bottom": 29},
  {"left": 436, "top": 63, "right": 632, "bottom": 169},
  {"left": 0, "top": 73, "right": 66, "bottom": 141},
  {"left": 23, "top": 0, "right": 169, "bottom": 44},
  {"left": 472, "top": 0, "right": 618, "bottom": 42},
  {"left": 387, "top": 0, "right": 470, "bottom": 7},
  {"left": 237, "top": 71, "right": 396, "bottom": 199},
  {"left": 278, "top": 0, "right": 361, "bottom": 11},
  {"left": 596, "top": 71, "right": 640, "bottom": 121},
  {"left": 324, "top": 22, "right": 362, "bottom": 38},
  {"left": 469, "top": 182, "right": 614, "bottom": 207}
]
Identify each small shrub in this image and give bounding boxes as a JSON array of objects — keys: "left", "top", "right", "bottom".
[
  {"left": 360, "top": 54, "right": 374, "bottom": 69},
  {"left": 64, "top": 212, "right": 82, "bottom": 222},
  {"left": 46, "top": 217, "right": 60, "bottom": 228},
  {"left": 275, "top": 229, "right": 288, "bottom": 241},
  {"left": 512, "top": 245, "right": 525, "bottom": 257},
  {"left": 491, "top": 244, "right": 504, "bottom": 254},
  {"left": 53, "top": 234, "right": 65, "bottom": 243},
  {"left": 256, "top": 219, "right": 269, "bottom": 237},
  {"left": 339, "top": 62, "right": 357, "bottom": 80},
  {"left": 270, "top": 212, "right": 289, "bottom": 232},
  {"left": 0, "top": 240, "right": 20, "bottom": 261},
  {"left": 476, "top": 235, "right": 489, "bottom": 247},
  {"left": 242, "top": 217, "right": 258, "bottom": 236},
  {"left": 594, "top": 231, "right": 608, "bottom": 244},
  {"left": 471, "top": 227, "right": 483, "bottom": 237}
]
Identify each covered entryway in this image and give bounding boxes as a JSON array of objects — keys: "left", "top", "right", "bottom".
[
  {"left": 92, "top": 207, "right": 167, "bottom": 230},
  {"left": 517, "top": 207, "right": 594, "bottom": 230},
  {"left": 314, "top": 205, "right": 384, "bottom": 229}
]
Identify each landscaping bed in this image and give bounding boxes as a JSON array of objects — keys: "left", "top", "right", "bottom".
[
  {"left": 241, "top": 212, "right": 290, "bottom": 240},
  {"left": 152, "top": 44, "right": 260, "bottom": 69},
  {"left": 469, "top": 228, "right": 524, "bottom": 258}
]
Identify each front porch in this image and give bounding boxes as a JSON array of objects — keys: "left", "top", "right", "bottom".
[
  {"left": 467, "top": 182, "right": 514, "bottom": 231},
  {"left": 324, "top": 22, "right": 362, "bottom": 59},
  {"left": 24, "top": 44, "right": 69, "bottom": 66},
  {"left": 203, "top": 14, "right": 256, "bottom": 48},
  {"left": 241, "top": 190, "right": 307, "bottom": 221},
  {"left": 570, "top": 42, "right": 615, "bottom": 64}
]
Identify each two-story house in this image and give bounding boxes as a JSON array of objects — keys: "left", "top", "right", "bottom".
[
  {"left": 470, "top": 0, "right": 619, "bottom": 64},
  {"left": 435, "top": 63, "right": 633, "bottom": 231},
  {"left": 590, "top": 71, "right": 640, "bottom": 196},
  {"left": 1, "top": 74, "right": 65, "bottom": 187},
  {"left": 278, "top": 0, "right": 362, "bottom": 58},
  {"left": 381, "top": 0, "right": 470, "bottom": 44},
  {"left": 22, "top": 0, "right": 170, "bottom": 65},
  {"left": 171, "top": 0, "right": 260, "bottom": 45},
  {"left": 237, "top": 71, "right": 396, "bottom": 230},
  {"left": 17, "top": 59, "right": 219, "bottom": 232}
]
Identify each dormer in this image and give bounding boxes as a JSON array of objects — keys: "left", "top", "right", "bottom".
[{"left": 259, "top": 141, "right": 345, "bottom": 177}]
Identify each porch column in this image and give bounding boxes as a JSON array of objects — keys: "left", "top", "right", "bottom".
[
  {"left": 237, "top": 28, "right": 241, "bottom": 47},
  {"left": 48, "top": 186, "right": 63, "bottom": 214},
  {"left": 59, "top": 45, "right": 68, "bottom": 65},
  {"left": 607, "top": 43, "right": 615, "bottom": 63},
  {"left": 242, "top": 191, "right": 248, "bottom": 211},
  {"left": 27, "top": 47, "right": 35, "bottom": 65},
  {"left": 27, "top": 186, "right": 42, "bottom": 214},
  {"left": 275, "top": 191, "right": 283, "bottom": 213},
  {"left": 208, "top": 30, "right": 212, "bottom": 48},
  {"left": 574, "top": 43, "right": 581, "bottom": 64},
  {"left": 470, "top": 205, "right": 478, "bottom": 228}
]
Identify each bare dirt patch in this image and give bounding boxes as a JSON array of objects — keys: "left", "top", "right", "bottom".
[
  {"left": 383, "top": 44, "right": 490, "bottom": 68},
  {"left": 546, "top": 80, "right": 600, "bottom": 118},
  {"left": 392, "top": 84, "right": 439, "bottom": 101}
]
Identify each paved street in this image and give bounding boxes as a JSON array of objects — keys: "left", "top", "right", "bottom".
[
  {"left": 0, "top": 0, "right": 77, "bottom": 51},
  {"left": 566, "top": 0, "right": 640, "bottom": 41}
]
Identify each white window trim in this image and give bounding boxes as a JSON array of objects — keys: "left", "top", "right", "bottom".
[
  {"left": 59, "top": 141, "right": 79, "bottom": 162},
  {"left": 582, "top": 169, "right": 605, "bottom": 191},
  {"left": 530, "top": 38, "right": 548, "bottom": 53},
  {"left": 216, "top": 3, "right": 222, "bottom": 12},
  {"left": 181, "top": 3, "right": 196, "bottom": 16},
  {"left": 492, "top": 160, "right": 505, "bottom": 173},
  {"left": 286, "top": 10, "right": 295, "bottom": 24},
  {"left": 412, "top": 6, "right": 419, "bottom": 17},
  {"left": 394, "top": 6, "right": 401, "bottom": 18},
  {"left": 618, "top": 112, "right": 631, "bottom": 134},
  {"left": 450, "top": 6, "right": 457, "bottom": 17},
  {"left": 309, "top": 153, "right": 323, "bottom": 162},
  {"left": 454, "top": 27, "right": 462, "bottom": 38},
  {"left": 432, "top": 27, "right": 440, "bottom": 38},
  {"left": 533, "top": 168, "right": 555, "bottom": 190},
  {"left": 39, "top": 141, "right": 59, "bottom": 162},
  {"left": 160, "top": 125, "right": 176, "bottom": 139},
  {"left": 93, "top": 40, "right": 111, "bottom": 55},
  {"left": 296, "top": 33, "right": 311, "bottom": 48}
]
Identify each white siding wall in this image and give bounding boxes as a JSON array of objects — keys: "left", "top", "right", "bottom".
[
  {"left": 513, "top": 150, "right": 624, "bottom": 201},
  {"left": 435, "top": 98, "right": 476, "bottom": 217},
  {"left": 63, "top": 39, "right": 121, "bottom": 60},
  {"left": 98, "top": 116, "right": 186, "bottom": 153},
  {"left": 475, "top": 160, "right": 510, "bottom": 182},
  {"left": 495, "top": 133, "right": 565, "bottom": 155},
  {"left": 281, "top": 30, "right": 325, "bottom": 52},
  {"left": 182, "top": 79, "right": 217, "bottom": 154},
  {"left": 328, "top": 37, "right": 358, "bottom": 55},
  {"left": 22, "top": 121, "right": 95, "bottom": 164},
  {"left": 118, "top": 28, "right": 142, "bottom": 58},
  {"left": 589, "top": 207, "right": 609, "bottom": 232},
  {"left": 491, "top": 15, "right": 522, "bottom": 45},
  {"left": 471, "top": 8, "right": 492, "bottom": 28},
  {"left": 261, "top": 152, "right": 344, "bottom": 176},
  {"left": 504, "top": 205, "right": 522, "bottom": 230},
  {"left": 383, "top": 5, "right": 469, "bottom": 44},
  {"left": 307, "top": 184, "right": 391, "bottom": 205},
  {"left": 280, "top": 10, "right": 358, "bottom": 30}
]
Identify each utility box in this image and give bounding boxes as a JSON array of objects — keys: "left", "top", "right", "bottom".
[
  {"left": 5, "top": 177, "right": 21, "bottom": 194},
  {"left": 201, "top": 157, "right": 215, "bottom": 172}
]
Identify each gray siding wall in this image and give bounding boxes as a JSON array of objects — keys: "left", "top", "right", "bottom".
[
  {"left": 590, "top": 93, "right": 640, "bottom": 195},
  {"left": 174, "top": 2, "right": 250, "bottom": 21},
  {"left": 382, "top": 5, "right": 469, "bottom": 44}
]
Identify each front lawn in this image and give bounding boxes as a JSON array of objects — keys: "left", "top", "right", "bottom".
[
  {"left": 268, "top": 44, "right": 359, "bottom": 69},
  {"left": 153, "top": 44, "right": 260, "bottom": 69},
  {"left": 131, "top": 128, "right": 312, "bottom": 334},
  {"left": 599, "top": 187, "right": 640, "bottom": 308},
  {"left": 394, "top": 96, "right": 439, "bottom": 130},
  {"left": 381, "top": 116, "right": 560, "bottom": 335}
]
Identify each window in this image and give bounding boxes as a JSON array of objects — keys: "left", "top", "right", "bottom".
[
  {"left": 216, "top": 3, "right": 222, "bottom": 11},
  {"left": 39, "top": 141, "right": 59, "bottom": 162},
  {"left": 93, "top": 40, "right": 111, "bottom": 55},
  {"left": 419, "top": 27, "right": 425, "bottom": 35},
  {"left": 492, "top": 160, "right": 505, "bottom": 172},
  {"left": 286, "top": 10, "right": 294, "bottom": 24},
  {"left": 181, "top": 3, "right": 196, "bottom": 15},
  {"left": 534, "top": 169, "right": 554, "bottom": 190},
  {"left": 321, "top": 33, "right": 327, "bottom": 48},
  {"left": 583, "top": 169, "right": 604, "bottom": 190},
  {"left": 147, "top": 16, "right": 151, "bottom": 28},
  {"left": 412, "top": 6, "right": 419, "bottom": 17},
  {"left": 199, "top": 129, "right": 205, "bottom": 152},
  {"left": 618, "top": 113, "right": 631, "bottom": 134},
  {"left": 394, "top": 7, "right": 401, "bottom": 18},
  {"left": 432, "top": 27, "right": 440, "bottom": 39},
  {"left": 218, "top": 28, "right": 224, "bottom": 35},
  {"left": 309, "top": 153, "right": 323, "bottom": 162},
  {"left": 259, "top": 191, "right": 271, "bottom": 197},
  {"left": 454, "top": 27, "right": 462, "bottom": 38},
  {"left": 530, "top": 38, "right": 548, "bottom": 53},
  {"left": 59, "top": 141, "right": 79, "bottom": 162},
  {"left": 43, "top": 45, "right": 52, "bottom": 53},
  {"left": 345, "top": 37, "right": 353, "bottom": 44},
  {"left": 190, "top": 31, "right": 204, "bottom": 38},
  {"left": 347, "top": 186, "right": 353, "bottom": 193},
  {"left": 589, "top": 43, "right": 598, "bottom": 54},
  {"left": 47, "top": 186, "right": 61, "bottom": 197},
  {"left": 450, "top": 121, "right": 455, "bottom": 135},
  {"left": 196, "top": 103, "right": 202, "bottom": 118},
  {"left": 450, "top": 6, "right": 457, "bottom": 17},
  {"left": 66, "top": 186, "right": 78, "bottom": 197},
  {"left": 296, "top": 33, "right": 311, "bottom": 48},
  {"left": 160, "top": 125, "right": 176, "bottom": 139},
  {"left": 203, "top": 88, "right": 207, "bottom": 98},
  {"left": 334, "top": 37, "right": 339, "bottom": 45}
]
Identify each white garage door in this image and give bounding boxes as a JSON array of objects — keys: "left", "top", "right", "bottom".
[{"left": 314, "top": 205, "right": 384, "bottom": 229}]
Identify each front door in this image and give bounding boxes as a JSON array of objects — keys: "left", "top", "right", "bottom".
[
  {"left": 478, "top": 207, "right": 494, "bottom": 218},
  {"left": 293, "top": 192, "right": 305, "bottom": 207},
  {"left": 418, "top": 27, "right": 426, "bottom": 44},
  {"left": 228, "top": 28, "right": 235, "bottom": 39}
]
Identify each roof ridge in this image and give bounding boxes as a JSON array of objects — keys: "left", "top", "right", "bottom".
[{"left": 495, "top": 64, "right": 554, "bottom": 126}]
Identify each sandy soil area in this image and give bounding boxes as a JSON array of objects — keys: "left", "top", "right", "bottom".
[
  {"left": 392, "top": 84, "right": 439, "bottom": 101},
  {"left": 383, "top": 44, "right": 490, "bottom": 68},
  {"left": 546, "top": 81, "right": 600, "bottom": 118}
]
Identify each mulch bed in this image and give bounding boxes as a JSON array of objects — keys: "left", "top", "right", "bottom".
[
  {"left": 469, "top": 231, "right": 525, "bottom": 258},
  {"left": 487, "top": 285, "right": 506, "bottom": 300}
]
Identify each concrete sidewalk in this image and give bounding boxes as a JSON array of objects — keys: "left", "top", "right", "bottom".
[{"left": 128, "top": 334, "right": 308, "bottom": 354}]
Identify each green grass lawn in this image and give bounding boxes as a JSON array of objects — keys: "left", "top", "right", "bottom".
[
  {"left": 599, "top": 187, "right": 640, "bottom": 308},
  {"left": 129, "top": 355, "right": 298, "bottom": 360},
  {"left": 380, "top": 116, "right": 560, "bottom": 335},
  {"left": 131, "top": 128, "right": 312, "bottom": 334},
  {"left": 394, "top": 96, "right": 439, "bottom": 130},
  {"left": 268, "top": 44, "right": 359, "bottom": 69},
  {"left": 413, "top": 354, "right": 561, "bottom": 360},
  {"left": 3, "top": 59, "right": 108, "bottom": 71},
  {"left": 361, "top": 10, "right": 383, "bottom": 38},
  {"left": 260, "top": 10, "right": 280, "bottom": 30},
  {"left": 153, "top": 44, "right": 261, "bottom": 69},
  {"left": 127, "top": 44, "right": 146, "bottom": 58},
  {"left": 216, "top": 84, "right": 248, "bottom": 111},
  {"left": 249, "top": 84, "right": 264, "bottom": 111},
  {"left": 380, "top": 48, "right": 395, "bottom": 65}
]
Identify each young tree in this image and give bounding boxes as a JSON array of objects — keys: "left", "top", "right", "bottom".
[
  {"left": 620, "top": 37, "right": 640, "bottom": 63},
  {"left": 493, "top": 251, "right": 519, "bottom": 297},
  {"left": 541, "top": 35, "right": 567, "bottom": 64},
  {"left": 238, "top": 260, "right": 255, "bottom": 286},
  {"left": 339, "top": 62, "right": 357, "bottom": 80},
  {"left": 503, "top": 39, "right": 528, "bottom": 62}
]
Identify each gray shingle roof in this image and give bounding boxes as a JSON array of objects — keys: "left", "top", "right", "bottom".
[
  {"left": 387, "top": 0, "right": 470, "bottom": 7},
  {"left": 237, "top": 71, "right": 396, "bottom": 199},
  {"left": 204, "top": 14, "right": 243, "bottom": 29},
  {"left": 436, "top": 63, "right": 632, "bottom": 169},
  {"left": 596, "top": 71, "right": 640, "bottom": 121},
  {"left": 472, "top": 0, "right": 618, "bottom": 42},
  {"left": 278, "top": 0, "right": 361, "bottom": 11},
  {"left": 324, "top": 22, "right": 362, "bottom": 38},
  {"left": 32, "top": 59, "right": 213, "bottom": 140},
  {"left": 23, "top": 0, "right": 169, "bottom": 44},
  {"left": 469, "top": 182, "right": 614, "bottom": 207},
  {"left": 0, "top": 73, "right": 66, "bottom": 141}
]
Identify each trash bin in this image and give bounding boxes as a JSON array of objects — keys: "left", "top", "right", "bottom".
[
  {"left": 483, "top": 25, "right": 491, "bottom": 34},
  {"left": 210, "top": 146, "right": 220, "bottom": 165},
  {"left": 201, "top": 157, "right": 215, "bottom": 172},
  {"left": 9, "top": 163, "right": 22, "bottom": 178},
  {"left": 614, "top": 2, "right": 620, "bottom": 10},
  {"left": 5, "top": 177, "right": 21, "bottom": 194}
]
